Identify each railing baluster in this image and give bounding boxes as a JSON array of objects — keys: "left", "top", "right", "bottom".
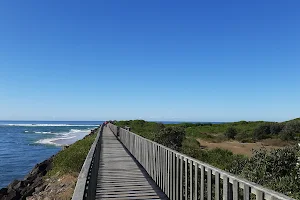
[
  {"left": 244, "top": 184, "right": 250, "bottom": 200},
  {"left": 201, "top": 165, "right": 204, "bottom": 200},
  {"left": 170, "top": 151, "right": 173, "bottom": 199},
  {"left": 176, "top": 154, "right": 179, "bottom": 200},
  {"left": 165, "top": 148, "right": 168, "bottom": 194},
  {"left": 233, "top": 180, "right": 238, "bottom": 200},
  {"left": 256, "top": 190, "right": 263, "bottom": 200},
  {"left": 190, "top": 160, "right": 193, "bottom": 200},
  {"left": 223, "top": 175, "right": 229, "bottom": 200},
  {"left": 185, "top": 158, "right": 188, "bottom": 200},
  {"left": 158, "top": 146, "right": 160, "bottom": 188},
  {"left": 173, "top": 152, "right": 176, "bottom": 199},
  {"left": 194, "top": 163, "right": 198, "bottom": 200},
  {"left": 170, "top": 151, "right": 172, "bottom": 198},
  {"left": 207, "top": 169, "right": 212, "bottom": 200},
  {"left": 215, "top": 172, "right": 220, "bottom": 200},
  {"left": 180, "top": 155, "right": 183, "bottom": 200}
]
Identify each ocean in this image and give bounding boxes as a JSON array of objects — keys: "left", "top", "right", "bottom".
[{"left": 0, "top": 121, "right": 101, "bottom": 188}]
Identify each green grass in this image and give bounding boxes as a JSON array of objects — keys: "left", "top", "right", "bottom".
[{"left": 48, "top": 132, "right": 97, "bottom": 176}]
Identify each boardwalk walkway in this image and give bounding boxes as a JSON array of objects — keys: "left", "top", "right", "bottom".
[{"left": 95, "top": 126, "right": 168, "bottom": 200}]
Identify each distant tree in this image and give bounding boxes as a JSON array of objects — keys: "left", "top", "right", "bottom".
[
  {"left": 180, "top": 123, "right": 194, "bottom": 128},
  {"left": 224, "top": 127, "right": 238, "bottom": 139},
  {"left": 131, "top": 120, "right": 146, "bottom": 126},
  {"left": 194, "top": 123, "right": 203, "bottom": 126},
  {"left": 154, "top": 127, "right": 185, "bottom": 151}
]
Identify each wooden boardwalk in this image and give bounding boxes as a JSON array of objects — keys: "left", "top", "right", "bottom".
[{"left": 95, "top": 126, "right": 168, "bottom": 200}]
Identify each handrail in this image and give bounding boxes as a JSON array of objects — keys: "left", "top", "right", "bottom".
[
  {"left": 109, "top": 124, "right": 294, "bottom": 200},
  {"left": 72, "top": 125, "right": 103, "bottom": 200}
]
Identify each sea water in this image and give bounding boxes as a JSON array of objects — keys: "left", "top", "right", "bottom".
[{"left": 0, "top": 121, "right": 101, "bottom": 188}]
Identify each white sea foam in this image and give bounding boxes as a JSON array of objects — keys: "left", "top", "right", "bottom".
[
  {"left": 35, "top": 129, "right": 91, "bottom": 146},
  {"left": 70, "top": 129, "right": 91, "bottom": 133},
  {"left": 2, "top": 124, "right": 99, "bottom": 127},
  {"left": 24, "top": 131, "right": 29, "bottom": 133},
  {"left": 34, "top": 131, "right": 52, "bottom": 134},
  {"left": 35, "top": 136, "right": 76, "bottom": 146}
]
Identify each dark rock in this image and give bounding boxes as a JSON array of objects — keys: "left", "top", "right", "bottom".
[
  {"left": 2, "top": 189, "right": 21, "bottom": 200},
  {"left": 20, "top": 177, "right": 43, "bottom": 198},
  {"left": 0, "top": 188, "right": 8, "bottom": 199},
  {"left": 34, "top": 184, "right": 46, "bottom": 193},
  {"left": 24, "top": 157, "right": 53, "bottom": 184},
  {"left": 0, "top": 156, "right": 54, "bottom": 199},
  {"left": 20, "top": 186, "right": 35, "bottom": 199},
  {"left": 13, "top": 181, "right": 28, "bottom": 191},
  {"left": 0, "top": 188, "right": 7, "bottom": 195},
  {"left": 7, "top": 181, "right": 19, "bottom": 191}
]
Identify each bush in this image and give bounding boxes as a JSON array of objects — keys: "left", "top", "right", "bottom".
[
  {"left": 224, "top": 127, "right": 238, "bottom": 139},
  {"left": 253, "top": 123, "right": 271, "bottom": 140},
  {"left": 206, "top": 148, "right": 247, "bottom": 170},
  {"left": 154, "top": 127, "right": 186, "bottom": 151},
  {"left": 280, "top": 121, "right": 300, "bottom": 141},
  {"left": 235, "top": 131, "right": 253, "bottom": 142},
  {"left": 270, "top": 123, "right": 284, "bottom": 135},
  {"left": 237, "top": 145, "right": 300, "bottom": 198},
  {"left": 181, "top": 137, "right": 203, "bottom": 158}
]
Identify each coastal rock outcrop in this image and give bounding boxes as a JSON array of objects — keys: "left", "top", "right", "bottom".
[{"left": 0, "top": 157, "right": 53, "bottom": 200}]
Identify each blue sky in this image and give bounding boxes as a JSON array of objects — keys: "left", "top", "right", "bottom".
[{"left": 0, "top": 1, "right": 299, "bottom": 122}]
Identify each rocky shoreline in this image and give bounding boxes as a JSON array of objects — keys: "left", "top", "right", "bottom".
[
  {"left": 0, "top": 157, "right": 53, "bottom": 200},
  {"left": 0, "top": 128, "right": 98, "bottom": 200}
]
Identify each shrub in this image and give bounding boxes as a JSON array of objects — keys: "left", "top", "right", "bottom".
[
  {"left": 181, "top": 137, "right": 203, "bottom": 158},
  {"left": 280, "top": 121, "right": 300, "bottom": 141},
  {"left": 224, "top": 127, "right": 238, "bottom": 139},
  {"left": 270, "top": 123, "right": 284, "bottom": 135},
  {"left": 206, "top": 148, "right": 247, "bottom": 170},
  {"left": 237, "top": 145, "right": 300, "bottom": 198},
  {"left": 155, "top": 123, "right": 165, "bottom": 132},
  {"left": 253, "top": 123, "right": 271, "bottom": 140},
  {"left": 154, "top": 127, "right": 186, "bottom": 151},
  {"left": 235, "top": 131, "right": 252, "bottom": 142}
]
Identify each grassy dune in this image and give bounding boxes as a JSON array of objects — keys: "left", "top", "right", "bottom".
[{"left": 48, "top": 131, "right": 97, "bottom": 176}]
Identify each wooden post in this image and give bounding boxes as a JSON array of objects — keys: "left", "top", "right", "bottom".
[{"left": 117, "top": 126, "right": 120, "bottom": 137}]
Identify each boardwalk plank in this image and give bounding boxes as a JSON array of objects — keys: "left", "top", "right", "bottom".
[{"left": 95, "top": 127, "right": 168, "bottom": 200}]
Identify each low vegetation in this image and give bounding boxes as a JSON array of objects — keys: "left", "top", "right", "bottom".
[
  {"left": 115, "top": 119, "right": 300, "bottom": 198},
  {"left": 224, "top": 126, "right": 238, "bottom": 139},
  {"left": 48, "top": 131, "right": 97, "bottom": 176}
]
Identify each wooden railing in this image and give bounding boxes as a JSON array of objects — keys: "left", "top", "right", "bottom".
[
  {"left": 109, "top": 124, "right": 293, "bottom": 200},
  {"left": 72, "top": 125, "right": 103, "bottom": 200}
]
